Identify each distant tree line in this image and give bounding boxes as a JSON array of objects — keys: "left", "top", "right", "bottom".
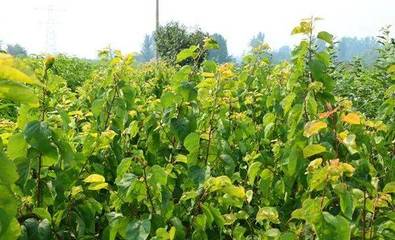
[
  {"left": 0, "top": 25, "right": 383, "bottom": 66},
  {"left": 136, "top": 23, "right": 382, "bottom": 66},
  {"left": 0, "top": 41, "right": 27, "bottom": 56}
]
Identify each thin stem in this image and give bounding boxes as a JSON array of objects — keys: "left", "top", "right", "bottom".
[
  {"left": 362, "top": 191, "right": 367, "bottom": 240},
  {"left": 36, "top": 67, "right": 49, "bottom": 207},
  {"left": 143, "top": 166, "right": 157, "bottom": 214}
]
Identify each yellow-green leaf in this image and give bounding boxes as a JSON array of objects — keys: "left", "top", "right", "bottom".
[
  {"left": 256, "top": 207, "right": 280, "bottom": 224},
  {"left": 223, "top": 185, "right": 245, "bottom": 199},
  {"left": 383, "top": 182, "right": 395, "bottom": 193},
  {"left": 88, "top": 182, "right": 108, "bottom": 191},
  {"left": 0, "top": 65, "right": 42, "bottom": 86},
  {"left": 304, "top": 120, "right": 327, "bottom": 137},
  {"left": 387, "top": 64, "right": 395, "bottom": 74},
  {"left": 341, "top": 113, "right": 361, "bottom": 125},
  {"left": 71, "top": 186, "right": 83, "bottom": 197},
  {"left": 83, "top": 174, "right": 105, "bottom": 183},
  {"left": 303, "top": 144, "right": 327, "bottom": 158},
  {"left": 0, "top": 80, "right": 39, "bottom": 107}
]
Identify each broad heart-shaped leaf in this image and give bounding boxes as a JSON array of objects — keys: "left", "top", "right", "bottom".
[
  {"left": 204, "top": 176, "right": 232, "bottom": 192},
  {"left": 223, "top": 185, "right": 246, "bottom": 199},
  {"left": 84, "top": 174, "right": 105, "bottom": 183},
  {"left": 383, "top": 182, "right": 395, "bottom": 193},
  {"left": 149, "top": 165, "right": 167, "bottom": 186},
  {"left": 160, "top": 91, "right": 177, "bottom": 108},
  {"left": 184, "top": 132, "right": 200, "bottom": 153},
  {"left": 317, "top": 31, "right": 334, "bottom": 44},
  {"left": 341, "top": 112, "right": 361, "bottom": 125},
  {"left": 291, "top": 198, "right": 322, "bottom": 224},
  {"left": 7, "top": 133, "right": 28, "bottom": 159},
  {"left": 309, "top": 166, "right": 328, "bottom": 191},
  {"left": 24, "top": 121, "right": 57, "bottom": 159},
  {"left": 124, "top": 219, "right": 151, "bottom": 240},
  {"left": 91, "top": 98, "right": 106, "bottom": 118},
  {"left": 0, "top": 65, "right": 43, "bottom": 86},
  {"left": 304, "top": 120, "right": 327, "bottom": 137},
  {"left": 334, "top": 184, "right": 354, "bottom": 220},
  {"left": 303, "top": 144, "right": 327, "bottom": 158},
  {"left": 310, "top": 59, "right": 326, "bottom": 82},
  {"left": 176, "top": 45, "right": 198, "bottom": 63},
  {"left": 256, "top": 207, "right": 280, "bottom": 224},
  {"left": 316, "top": 212, "right": 351, "bottom": 240},
  {"left": 0, "top": 80, "right": 39, "bottom": 107},
  {"left": 0, "top": 146, "right": 19, "bottom": 185}
]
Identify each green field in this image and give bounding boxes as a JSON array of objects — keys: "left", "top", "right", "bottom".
[{"left": 0, "top": 19, "right": 394, "bottom": 239}]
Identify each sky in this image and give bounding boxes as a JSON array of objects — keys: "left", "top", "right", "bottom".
[{"left": 0, "top": 0, "right": 394, "bottom": 58}]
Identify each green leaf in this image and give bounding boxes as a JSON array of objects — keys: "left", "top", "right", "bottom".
[
  {"left": 256, "top": 207, "right": 280, "bottom": 224},
  {"left": 184, "top": 132, "right": 200, "bottom": 153},
  {"left": 176, "top": 46, "right": 198, "bottom": 63},
  {"left": 207, "top": 205, "right": 225, "bottom": 229},
  {"left": 32, "top": 208, "right": 51, "bottom": 221},
  {"left": 291, "top": 198, "right": 322, "bottom": 224},
  {"left": 91, "top": 99, "right": 106, "bottom": 118},
  {"left": 287, "top": 145, "right": 301, "bottom": 176},
  {"left": 160, "top": 92, "right": 177, "bottom": 108},
  {"left": 37, "top": 219, "right": 51, "bottom": 240},
  {"left": 0, "top": 185, "right": 18, "bottom": 217},
  {"left": 310, "top": 60, "right": 326, "bottom": 82},
  {"left": 149, "top": 165, "right": 167, "bottom": 185},
  {"left": 0, "top": 65, "right": 42, "bottom": 86},
  {"left": 247, "top": 162, "right": 262, "bottom": 185},
  {"left": 317, "top": 212, "right": 351, "bottom": 240},
  {"left": 281, "top": 92, "right": 296, "bottom": 114},
  {"left": 317, "top": 31, "right": 333, "bottom": 44},
  {"left": 0, "top": 80, "right": 39, "bottom": 107},
  {"left": 124, "top": 219, "right": 151, "bottom": 240},
  {"left": 305, "top": 92, "right": 318, "bottom": 117},
  {"left": 7, "top": 133, "right": 28, "bottom": 159},
  {"left": 193, "top": 214, "right": 207, "bottom": 231},
  {"left": 383, "top": 182, "right": 395, "bottom": 193},
  {"left": 309, "top": 167, "right": 328, "bottom": 191},
  {"left": 116, "top": 158, "right": 132, "bottom": 180},
  {"left": 303, "top": 144, "right": 327, "bottom": 158},
  {"left": 223, "top": 185, "right": 246, "bottom": 199},
  {"left": 334, "top": 184, "right": 354, "bottom": 220},
  {"left": 0, "top": 150, "right": 19, "bottom": 185},
  {"left": 24, "top": 121, "right": 58, "bottom": 165}
]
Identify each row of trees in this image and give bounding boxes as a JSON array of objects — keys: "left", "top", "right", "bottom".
[
  {"left": 0, "top": 41, "right": 27, "bottom": 56},
  {"left": 135, "top": 22, "right": 384, "bottom": 65},
  {"left": 1, "top": 24, "right": 384, "bottom": 65}
]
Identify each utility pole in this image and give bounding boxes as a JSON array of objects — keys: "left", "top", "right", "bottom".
[
  {"left": 155, "top": 0, "right": 159, "bottom": 60},
  {"left": 156, "top": 0, "right": 160, "bottom": 32}
]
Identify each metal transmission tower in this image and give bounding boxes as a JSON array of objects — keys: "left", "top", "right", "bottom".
[{"left": 35, "top": 2, "right": 65, "bottom": 54}]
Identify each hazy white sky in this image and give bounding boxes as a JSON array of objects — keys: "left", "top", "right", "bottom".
[{"left": 1, "top": 0, "right": 394, "bottom": 58}]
